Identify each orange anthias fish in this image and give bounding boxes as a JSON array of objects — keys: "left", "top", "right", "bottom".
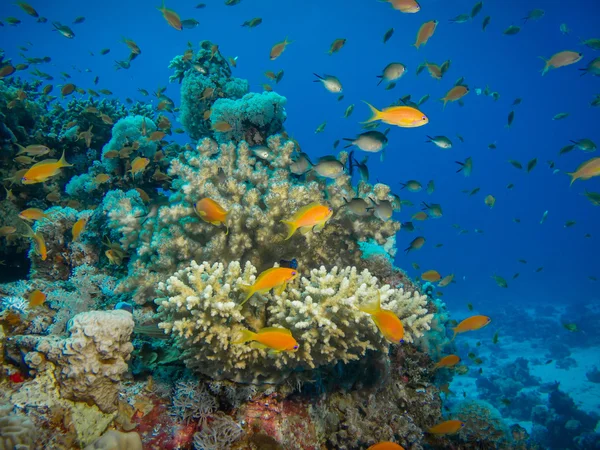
[
  {"left": 128, "top": 157, "right": 150, "bottom": 177},
  {"left": 72, "top": 217, "right": 88, "bottom": 241},
  {"left": 540, "top": 50, "right": 583, "bottom": 76},
  {"left": 383, "top": 0, "right": 420, "bottom": 13},
  {"left": 414, "top": 20, "right": 438, "bottom": 49},
  {"left": 28, "top": 289, "right": 46, "bottom": 308},
  {"left": 22, "top": 223, "right": 47, "bottom": 261},
  {"left": 157, "top": 0, "right": 182, "bottom": 30},
  {"left": 233, "top": 326, "right": 299, "bottom": 352},
  {"left": 441, "top": 85, "right": 469, "bottom": 109},
  {"left": 421, "top": 270, "right": 441, "bottom": 282},
  {"left": 359, "top": 292, "right": 404, "bottom": 343},
  {"left": 568, "top": 157, "right": 600, "bottom": 186},
  {"left": 22, "top": 151, "right": 72, "bottom": 185},
  {"left": 368, "top": 442, "right": 405, "bottom": 450},
  {"left": 239, "top": 267, "right": 299, "bottom": 305},
  {"left": 280, "top": 202, "right": 333, "bottom": 240},
  {"left": 438, "top": 273, "right": 454, "bottom": 287},
  {"left": 270, "top": 37, "right": 292, "bottom": 60},
  {"left": 452, "top": 315, "right": 491, "bottom": 340},
  {"left": 19, "top": 208, "right": 50, "bottom": 223},
  {"left": 362, "top": 101, "right": 428, "bottom": 128},
  {"left": 427, "top": 420, "right": 465, "bottom": 435},
  {"left": 194, "top": 198, "right": 228, "bottom": 232},
  {"left": 434, "top": 354, "right": 461, "bottom": 369}
]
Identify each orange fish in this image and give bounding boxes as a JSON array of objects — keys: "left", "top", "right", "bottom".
[
  {"left": 94, "top": 173, "right": 110, "bottom": 184},
  {"left": 359, "top": 292, "right": 404, "bottom": 343},
  {"left": 441, "top": 85, "right": 469, "bottom": 109},
  {"left": 18, "top": 208, "right": 50, "bottom": 223},
  {"left": 368, "top": 443, "right": 405, "bottom": 450},
  {"left": 434, "top": 354, "right": 460, "bottom": 369},
  {"left": 452, "top": 315, "right": 491, "bottom": 340},
  {"left": 0, "top": 226, "right": 17, "bottom": 237},
  {"left": 72, "top": 217, "right": 88, "bottom": 241},
  {"left": 148, "top": 131, "right": 166, "bottom": 141},
  {"left": 128, "top": 157, "right": 150, "bottom": 176},
  {"left": 421, "top": 270, "right": 441, "bottom": 282},
  {"left": 22, "top": 223, "right": 47, "bottom": 261},
  {"left": 327, "top": 38, "right": 347, "bottom": 55},
  {"left": 194, "top": 198, "right": 228, "bottom": 232},
  {"left": 383, "top": 0, "right": 420, "bottom": 13},
  {"left": 233, "top": 326, "right": 299, "bottom": 352},
  {"left": 362, "top": 101, "right": 428, "bottom": 128},
  {"left": 239, "top": 267, "right": 299, "bottom": 305},
  {"left": 540, "top": 51, "right": 583, "bottom": 76},
  {"left": 414, "top": 20, "right": 438, "bottom": 49},
  {"left": 438, "top": 273, "right": 454, "bottom": 287},
  {"left": 568, "top": 157, "right": 600, "bottom": 186},
  {"left": 135, "top": 188, "right": 150, "bottom": 202},
  {"left": 22, "top": 151, "right": 72, "bottom": 185},
  {"left": 270, "top": 37, "right": 292, "bottom": 60},
  {"left": 212, "top": 121, "right": 232, "bottom": 132},
  {"left": 280, "top": 202, "right": 333, "bottom": 240},
  {"left": 412, "top": 211, "right": 428, "bottom": 221},
  {"left": 427, "top": 420, "right": 465, "bottom": 435},
  {"left": 157, "top": 0, "right": 182, "bottom": 30},
  {"left": 28, "top": 290, "right": 46, "bottom": 308}
]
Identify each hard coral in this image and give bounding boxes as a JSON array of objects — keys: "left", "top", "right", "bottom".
[{"left": 156, "top": 260, "right": 432, "bottom": 383}]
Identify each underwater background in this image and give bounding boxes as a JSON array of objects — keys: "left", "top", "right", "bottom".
[{"left": 0, "top": 0, "right": 599, "bottom": 449}]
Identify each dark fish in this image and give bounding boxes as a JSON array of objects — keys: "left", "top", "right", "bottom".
[
  {"left": 73, "top": 16, "right": 85, "bottom": 24},
  {"left": 383, "top": 28, "right": 394, "bottom": 43},
  {"left": 482, "top": 16, "right": 491, "bottom": 31},
  {"left": 100, "top": 48, "right": 110, "bottom": 55},
  {"left": 279, "top": 258, "right": 298, "bottom": 269},
  {"left": 527, "top": 158, "right": 537, "bottom": 173},
  {"left": 181, "top": 19, "right": 200, "bottom": 29}
]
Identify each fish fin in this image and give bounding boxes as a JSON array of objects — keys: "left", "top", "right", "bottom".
[
  {"left": 361, "top": 101, "right": 381, "bottom": 124},
  {"left": 273, "top": 283, "right": 287, "bottom": 296},
  {"left": 313, "top": 73, "right": 323, "bottom": 81},
  {"left": 268, "top": 349, "right": 281, "bottom": 356},
  {"left": 450, "top": 328, "right": 457, "bottom": 342},
  {"left": 58, "top": 150, "right": 73, "bottom": 168},
  {"left": 567, "top": 172, "right": 576, "bottom": 187},
  {"left": 238, "top": 285, "right": 254, "bottom": 305},
  {"left": 280, "top": 220, "right": 298, "bottom": 240},
  {"left": 250, "top": 342, "right": 268, "bottom": 349},
  {"left": 299, "top": 226, "right": 312, "bottom": 235},
  {"left": 313, "top": 222, "right": 325, "bottom": 233},
  {"left": 232, "top": 328, "right": 256, "bottom": 345},
  {"left": 538, "top": 57, "right": 550, "bottom": 76},
  {"left": 376, "top": 76, "right": 384, "bottom": 86},
  {"left": 224, "top": 225, "right": 229, "bottom": 235},
  {"left": 15, "top": 144, "right": 26, "bottom": 155},
  {"left": 358, "top": 292, "right": 382, "bottom": 316},
  {"left": 258, "top": 327, "right": 292, "bottom": 335}
]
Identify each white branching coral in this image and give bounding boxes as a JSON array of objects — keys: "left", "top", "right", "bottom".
[
  {"left": 109, "top": 135, "right": 400, "bottom": 305},
  {"left": 156, "top": 260, "right": 433, "bottom": 384}
]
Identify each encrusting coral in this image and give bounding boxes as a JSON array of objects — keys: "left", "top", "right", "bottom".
[
  {"left": 156, "top": 260, "right": 433, "bottom": 383},
  {"left": 109, "top": 135, "right": 400, "bottom": 305},
  {"left": 14, "top": 310, "right": 134, "bottom": 413}
]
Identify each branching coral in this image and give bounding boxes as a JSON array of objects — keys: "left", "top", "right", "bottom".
[
  {"left": 156, "top": 260, "right": 432, "bottom": 383},
  {"left": 112, "top": 135, "right": 399, "bottom": 305},
  {"left": 192, "top": 413, "right": 243, "bottom": 450}
]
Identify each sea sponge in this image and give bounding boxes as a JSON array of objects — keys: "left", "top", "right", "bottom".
[{"left": 156, "top": 260, "right": 432, "bottom": 383}]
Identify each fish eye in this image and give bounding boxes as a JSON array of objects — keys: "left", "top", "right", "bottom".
[
  {"left": 291, "top": 271, "right": 296, "bottom": 275},
  {"left": 422, "top": 116, "right": 427, "bottom": 121},
  {"left": 293, "top": 345, "right": 299, "bottom": 349}
]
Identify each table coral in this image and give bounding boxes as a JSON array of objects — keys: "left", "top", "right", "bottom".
[{"left": 156, "top": 260, "right": 432, "bottom": 383}]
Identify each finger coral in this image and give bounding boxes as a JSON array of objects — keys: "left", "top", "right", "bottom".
[{"left": 156, "top": 260, "right": 432, "bottom": 383}]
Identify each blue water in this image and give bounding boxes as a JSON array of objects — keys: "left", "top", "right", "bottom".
[{"left": 2, "top": 0, "right": 600, "bottom": 448}]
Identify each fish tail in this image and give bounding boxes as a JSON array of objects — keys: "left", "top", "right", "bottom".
[
  {"left": 376, "top": 76, "right": 384, "bottom": 86},
  {"left": 358, "top": 292, "right": 382, "bottom": 316},
  {"left": 280, "top": 220, "right": 298, "bottom": 240},
  {"left": 232, "top": 328, "right": 256, "bottom": 345},
  {"left": 538, "top": 57, "right": 550, "bottom": 76},
  {"left": 156, "top": 0, "right": 165, "bottom": 11},
  {"left": 313, "top": 73, "right": 323, "bottom": 81},
  {"left": 238, "top": 285, "right": 255, "bottom": 305},
  {"left": 361, "top": 101, "right": 381, "bottom": 124},
  {"left": 450, "top": 328, "right": 457, "bottom": 342},
  {"left": 567, "top": 172, "right": 577, "bottom": 187},
  {"left": 58, "top": 150, "right": 73, "bottom": 168},
  {"left": 425, "top": 136, "right": 433, "bottom": 143},
  {"left": 15, "top": 143, "right": 26, "bottom": 154}
]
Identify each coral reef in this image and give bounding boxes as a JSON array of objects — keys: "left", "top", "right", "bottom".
[
  {"left": 14, "top": 310, "right": 134, "bottom": 413},
  {"left": 156, "top": 260, "right": 432, "bottom": 383},
  {"left": 84, "top": 430, "right": 142, "bottom": 450},
  {"left": 0, "top": 413, "right": 35, "bottom": 450}
]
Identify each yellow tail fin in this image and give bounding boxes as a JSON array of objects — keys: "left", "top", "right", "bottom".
[
  {"left": 232, "top": 328, "right": 256, "bottom": 345},
  {"left": 361, "top": 101, "right": 381, "bottom": 124},
  {"left": 239, "top": 284, "right": 254, "bottom": 305},
  {"left": 58, "top": 150, "right": 73, "bottom": 168},
  {"left": 280, "top": 220, "right": 298, "bottom": 240},
  {"left": 358, "top": 292, "right": 382, "bottom": 316},
  {"left": 567, "top": 172, "right": 576, "bottom": 187}
]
